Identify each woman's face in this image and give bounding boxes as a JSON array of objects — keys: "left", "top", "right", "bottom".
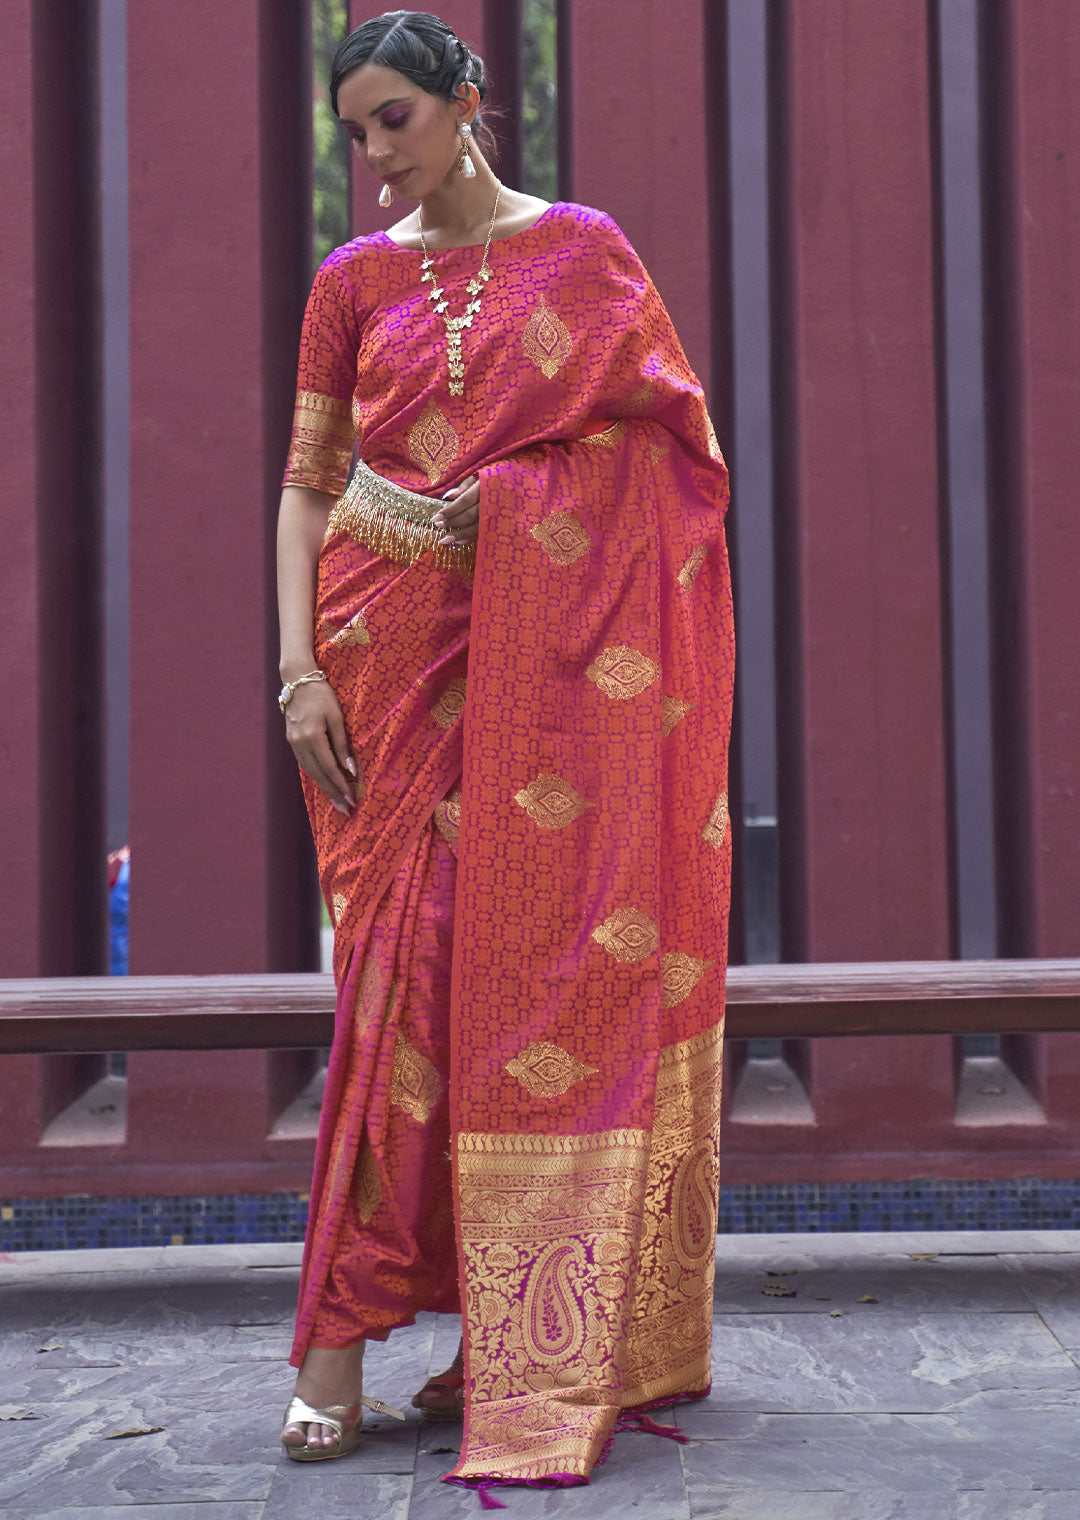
[{"left": 336, "top": 63, "right": 466, "bottom": 201}]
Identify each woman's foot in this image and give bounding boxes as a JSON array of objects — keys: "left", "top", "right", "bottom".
[
  {"left": 412, "top": 1337, "right": 465, "bottom": 1421},
  {"left": 282, "top": 1342, "right": 366, "bottom": 1453}
]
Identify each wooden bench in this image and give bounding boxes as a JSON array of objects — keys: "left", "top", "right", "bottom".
[{"left": 1, "top": 960, "right": 1079, "bottom": 1053}]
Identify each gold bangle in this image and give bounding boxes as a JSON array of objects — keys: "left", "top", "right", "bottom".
[{"left": 278, "top": 669, "right": 327, "bottom": 713}]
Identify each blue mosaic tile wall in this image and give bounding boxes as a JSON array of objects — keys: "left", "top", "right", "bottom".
[{"left": 3, "top": 1179, "right": 1080, "bottom": 1252}]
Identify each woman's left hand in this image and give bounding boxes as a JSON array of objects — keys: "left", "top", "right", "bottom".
[{"left": 432, "top": 473, "right": 480, "bottom": 546}]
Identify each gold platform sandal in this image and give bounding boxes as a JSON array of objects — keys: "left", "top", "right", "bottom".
[{"left": 281, "top": 1393, "right": 406, "bottom": 1463}]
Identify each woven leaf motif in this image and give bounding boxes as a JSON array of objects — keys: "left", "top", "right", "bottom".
[
  {"left": 390, "top": 1034, "right": 443, "bottom": 1123},
  {"left": 434, "top": 787, "right": 462, "bottom": 850},
  {"left": 579, "top": 420, "right": 626, "bottom": 448},
  {"left": 678, "top": 544, "right": 709, "bottom": 591},
  {"left": 514, "top": 773, "right": 593, "bottom": 830},
  {"left": 355, "top": 1140, "right": 382, "bottom": 1224},
  {"left": 661, "top": 694, "right": 693, "bottom": 738},
  {"left": 522, "top": 294, "right": 574, "bottom": 378},
  {"left": 329, "top": 609, "right": 370, "bottom": 647},
  {"left": 591, "top": 907, "right": 661, "bottom": 964},
  {"left": 660, "top": 952, "right": 714, "bottom": 1008},
  {"left": 530, "top": 510, "right": 592, "bottom": 566},
  {"left": 585, "top": 646, "right": 661, "bottom": 701},
  {"left": 431, "top": 677, "right": 467, "bottom": 729},
  {"left": 702, "top": 792, "right": 729, "bottom": 849},
  {"left": 505, "top": 1040, "right": 598, "bottom": 1098},
  {"left": 407, "top": 400, "right": 459, "bottom": 484}
]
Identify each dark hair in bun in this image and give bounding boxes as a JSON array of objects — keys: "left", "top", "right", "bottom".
[{"left": 330, "top": 10, "right": 495, "bottom": 153}]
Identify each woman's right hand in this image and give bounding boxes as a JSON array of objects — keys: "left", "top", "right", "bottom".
[{"left": 283, "top": 678, "right": 357, "bottom": 816}]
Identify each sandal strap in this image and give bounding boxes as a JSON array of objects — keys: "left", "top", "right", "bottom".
[
  {"left": 283, "top": 1395, "right": 353, "bottom": 1438},
  {"left": 284, "top": 1392, "right": 406, "bottom": 1430},
  {"left": 361, "top": 1395, "right": 406, "bottom": 1421}
]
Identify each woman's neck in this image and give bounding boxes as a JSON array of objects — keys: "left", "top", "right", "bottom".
[{"left": 413, "top": 159, "right": 502, "bottom": 246}]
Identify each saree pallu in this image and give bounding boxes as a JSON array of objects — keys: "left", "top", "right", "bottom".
[{"left": 283, "top": 203, "right": 734, "bottom": 1493}]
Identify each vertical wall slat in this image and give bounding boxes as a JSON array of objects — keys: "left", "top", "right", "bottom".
[
  {"left": 0, "top": 0, "right": 106, "bottom": 1181},
  {"left": 560, "top": 0, "right": 715, "bottom": 401},
  {"left": 125, "top": 0, "right": 316, "bottom": 1187},
  {"left": 980, "top": 0, "right": 1080, "bottom": 1148},
  {"left": 127, "top": 0, "right": 313, "bottom": 978},
  {"left": 761, "top": 0, "right": 955, "bottom": 1165},
  {"left": 771, "top": 0, "right": 951, "bottom": 964},
  {"left": 982, "top": 0, "right": 1080, "bottom": 961},
  {"left": 0, "top": 0, "right": 106, "bottom": 981}
]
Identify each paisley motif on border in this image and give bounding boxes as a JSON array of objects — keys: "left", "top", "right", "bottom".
[
  {"left": 670, "top": 1140, "right": 720, "bottom": 1270},
  {"left": 522, "top": 1240, "right": 588, "bottom": 1360},
  {"left": 621, "top": 1025, "right": 725, "bottom": 1411}
]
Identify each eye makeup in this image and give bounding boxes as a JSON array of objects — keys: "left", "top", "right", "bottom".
[{"left": 344, "top": 107, "right": 409, "bottom": 147}]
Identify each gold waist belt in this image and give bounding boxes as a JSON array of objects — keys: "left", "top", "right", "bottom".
[{"left": 327, "top": 459, "right": 475, "bottom": 573}]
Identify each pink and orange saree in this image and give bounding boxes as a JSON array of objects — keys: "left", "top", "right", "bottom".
[{"left": 282, "top": 201, "right": 734, "bottom": 1494}]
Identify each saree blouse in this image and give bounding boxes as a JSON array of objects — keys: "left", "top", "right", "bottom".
[{"left": 282, "top": 200, "right": 722, "bottom": 501}]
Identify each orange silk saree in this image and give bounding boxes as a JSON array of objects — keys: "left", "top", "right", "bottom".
[{"left": 281, "top": 202, "right": 734, "bottom": 1496}]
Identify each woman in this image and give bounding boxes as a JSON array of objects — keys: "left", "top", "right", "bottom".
[{"left": 276, "top": 9, "right": 734, "bottom": 1500}]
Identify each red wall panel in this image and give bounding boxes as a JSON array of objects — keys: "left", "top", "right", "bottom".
[
  {"left": 747, "top": 0, "right": 954, "bottom": 1176},
  {"left": 771, "top": 0, "right": 951, "bottom": 965},
  {"left": 0, "top": 1, "right": 106, "bottom": 1189},
  {"left": 561, "top": 0, "right": 716, "bottom": 402},
  {"left": 122, "top": 0, "right": 317, "bottom": 1195}
]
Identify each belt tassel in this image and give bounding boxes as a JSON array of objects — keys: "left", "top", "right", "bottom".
[{"left": 327, "top": 462, "right": 476, "bottom": 575}]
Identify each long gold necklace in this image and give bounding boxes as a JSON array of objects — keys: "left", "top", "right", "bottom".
[{"left": 418, "top": 184, "right": 501, "bottom": 398}]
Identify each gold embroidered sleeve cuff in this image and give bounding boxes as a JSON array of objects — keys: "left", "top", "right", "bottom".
[{"left": 282, "top": 389, "right": 355, "bottom": 497}]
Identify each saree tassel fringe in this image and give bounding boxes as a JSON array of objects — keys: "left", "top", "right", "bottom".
[
  {"left": 615, "top": 1410, "right": 690, "bottom": 1443},
  {"left": 328, "top": 459, "right": 476, "bottom": 574}
]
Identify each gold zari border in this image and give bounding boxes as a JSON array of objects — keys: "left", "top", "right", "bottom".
[
  {"left": 456, "top": 1124, "right": 651, "bottom": 1480},
  {"left": 621, "top": 1021, "right": 725, "bottom": 1410},
  {"left": 327, "top": 459, "right": 476, "bottom": 573}
]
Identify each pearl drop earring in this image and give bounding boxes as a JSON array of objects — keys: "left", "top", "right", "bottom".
[{"left": 457, "top": 121, "right": 476, "bottom": 178}]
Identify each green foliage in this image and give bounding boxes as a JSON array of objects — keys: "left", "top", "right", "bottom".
[
  {"left": 312, "top": 0, "right": 349, "bottom": 270},
  {"left": 521, "top": 0, "right": 558, "bottom": 201}
]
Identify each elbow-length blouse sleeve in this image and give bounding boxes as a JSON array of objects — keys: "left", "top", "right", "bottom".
[{"left": 281, "top": 254, "right": 361, "bottom": 497}]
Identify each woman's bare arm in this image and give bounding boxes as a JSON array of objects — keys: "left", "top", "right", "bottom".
[{"left": 276, "top": 485, "right": 356, "bottom": 815}]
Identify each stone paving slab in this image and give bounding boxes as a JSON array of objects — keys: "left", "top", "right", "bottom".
[
  {"left": 3, "top": 1231, "right": 1080, "bottom": 1515},
  {"left": 37, "top": 1509, "right": 265, "bottom": 1520},
  {"left": 680, "top": 1407, "right": 1080, "bottom": 1495},
  {"left": 688, "top": 1495, "right": 1080, "bottom": 1518},
  {"left": 713, "top": 1252, "right": 1033, "bottom": 1314}
]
